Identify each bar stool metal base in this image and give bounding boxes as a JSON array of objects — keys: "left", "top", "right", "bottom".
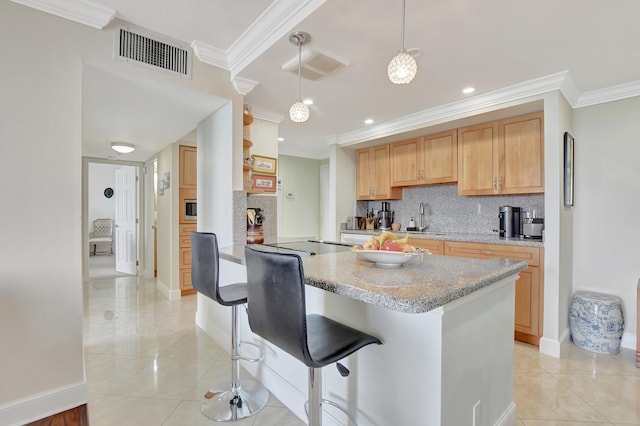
[{"left": 201, "top": 378, "right": 269, "bottom": 422}]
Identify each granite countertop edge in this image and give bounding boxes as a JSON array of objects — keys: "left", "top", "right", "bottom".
[{"left": 219, "top": 245, "right": 528, "bottom": 314}]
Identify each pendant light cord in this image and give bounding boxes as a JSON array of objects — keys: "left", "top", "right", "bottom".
[
  {"left": 401, "top": 0, "right": 406, "bottom": 51},
  {"left": 297, "top": 41, "right": 302, "bottom": 101}
]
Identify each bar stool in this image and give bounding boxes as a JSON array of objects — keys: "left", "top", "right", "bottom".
[
  {"left": 191, "top": 232, "right": 269, "bottom": 421},
  {"left": 244, "top": 246, "right": 382, "bottom": 426}
]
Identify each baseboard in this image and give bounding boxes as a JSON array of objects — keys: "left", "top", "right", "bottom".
[
  {"left": 494, "top": 401, "right": 517, "bottom": 426},
  {"left": 0, "top": 382, "right": 86, "bottom": 426},
  {"left": 156, "top": 279, "right": 180, "bottom": 301},
  {"left": 621, "top": 331, "right": 636, "bottom": 350}
]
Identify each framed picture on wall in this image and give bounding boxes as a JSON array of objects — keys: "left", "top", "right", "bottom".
[
  {"left": 251, "top": 155, "right": 277, "bottom": 175},
  {"left": 564, "top": 132, "right": 574, "bottom": 207},
  {"left": 252, "top": 174, "right": 276, "bottom": 191}
]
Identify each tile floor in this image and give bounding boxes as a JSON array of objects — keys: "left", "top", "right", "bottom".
[{"left": 84, "top": 273, "right": 639, "bottom": 425}]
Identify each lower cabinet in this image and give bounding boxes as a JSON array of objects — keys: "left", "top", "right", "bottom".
[
  {"left": 408, "top": 238, "right": 444, "bottom": 255},
  {"left": 443, "top": 241, "right": 544, "bottom": 345},
  {"left": 179, "top": 223, "right": 197, "bottom": 295}
]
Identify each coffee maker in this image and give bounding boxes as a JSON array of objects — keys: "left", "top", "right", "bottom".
[
  {"left": 377, "top": 202, "right": 394, "bottom": 231},
  {"left": 499, "top": 206, "right": 521, "bottom": 238}
]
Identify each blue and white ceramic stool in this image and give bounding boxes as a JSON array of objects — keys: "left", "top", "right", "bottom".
[{"left": 569, "top": 291, "right": 624, "bottom": 355}]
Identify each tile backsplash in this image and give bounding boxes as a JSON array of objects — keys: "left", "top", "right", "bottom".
[{"left": 357, "top": 184, "right": 544, "bottom": 235}]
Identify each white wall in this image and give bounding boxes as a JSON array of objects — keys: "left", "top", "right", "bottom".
[
  {"left": 0, "top": 3, "right": 85, "bottom": 423},
  {"left": 573, "top": 95, "right": 640, "bottom": 346},
  {"left": 278, "top": 155, "right": 321, "bottom": 239},
  {"left": 0, "top": 2, "right": 240, "bottom": 423},
  {"left": 88, "top": 163, "right": 118, "bottom": 232}
]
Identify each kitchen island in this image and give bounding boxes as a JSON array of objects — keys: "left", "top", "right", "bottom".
[{"left": 196, "top": 245, "right": 527, "bottom": 426}]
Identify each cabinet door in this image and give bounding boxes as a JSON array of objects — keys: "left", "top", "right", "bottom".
[
  {"left": 422, "top": 130, "right": 457, "bottom": 184},
  {"left": 179, "top": 145, "right": 197, "bottom": 188},
  {"left": 499, "top": 112, "right": 544, "bottom": 194},
  {"left": 371, "top": 145, "right": 401, "bottom": 200},
  {"left": 514, "top": 266, "right": 540, "bottom": 338},
  {"left": 457, "top": 122, "right": 498, "bottom": 195},
  {"left": 408, "top": 238, "right": 444, "bottom": 255},
  {"left": 356, "top": 148, "right": 373, "bottom": 200},
  {"left": 390, "top": 138, "right": 420, "bottom": 187}
]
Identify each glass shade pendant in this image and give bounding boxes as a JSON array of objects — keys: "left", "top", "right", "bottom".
[
  {"left": 388, "top": 50, "right": 417, "bottom": 84},
  {"left": 289, "top": 100, "right": 310, "bottom": 122},
  {"left": 388, "top": 0, "right": 417, "bottom": 84},
  {"left": 289, "top": 32, "right": 311, "bottom": 123}
]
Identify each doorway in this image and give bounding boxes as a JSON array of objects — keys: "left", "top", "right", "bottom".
[{"left": 83, "top": 159, "right": 143, "bottom": 280}]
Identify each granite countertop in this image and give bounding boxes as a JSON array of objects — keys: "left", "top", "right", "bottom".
[
  {"left": 219, "top": 245, "right": 527, "bottom": 314},
  {"left": 341, "top": 229, "right": 544, "bottom": 248}
]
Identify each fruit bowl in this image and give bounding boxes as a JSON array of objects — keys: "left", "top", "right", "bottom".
[{"left": 352, "top": 249, "right": 424, "bottom": 268}]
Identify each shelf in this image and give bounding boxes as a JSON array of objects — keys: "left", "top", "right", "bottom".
[{"left": 243, "top": 138, "right": 253, "bottom": 148}]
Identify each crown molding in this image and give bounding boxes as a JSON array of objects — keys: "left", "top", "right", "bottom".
[
  {"left": 192, "top": 0, "right": 324, "bottom": 78},
  {"left": 190, "top": 40, "right": 229, "bottom": 70},
  {"left": 329, "top": 71, "right": 570, "bottom": 146},
  {"left": 232, "top": 77, "right": 259, "bottom": 96},
  {"left": 575, "top": 80, "right": 640, "bottom": 108},
  {"left": 11, "top": 0, "right": 115, "bottom": 29},
  {"left": 251, "top": 107, "right": 284, "bottom": 123},
  {"left": 226, "top": 0, "right": 326, "bottom": 78}
]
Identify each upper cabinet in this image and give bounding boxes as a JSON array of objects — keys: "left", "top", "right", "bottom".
[
  {"left": 390, "top": 130, "right": 457, "bottom": 187},
  {"left": 179, "top": 145, "right": 197, "bottom": 188},
  {"left": 356, "top": 145, "right": 402, "bottom": 200},
  {"left": 458, "top": 112, "right": 544, "bottom": 196}
]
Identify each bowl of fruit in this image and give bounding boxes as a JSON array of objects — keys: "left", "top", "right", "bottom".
[{"left": 351, "top": 232, "right": 425, "bottom": 268}]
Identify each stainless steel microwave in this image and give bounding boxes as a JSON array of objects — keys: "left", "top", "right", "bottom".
[{"left": 184, "top": 199, "right": 197, "bottom": 221}]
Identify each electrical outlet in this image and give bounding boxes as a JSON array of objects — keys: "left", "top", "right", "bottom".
[{"left": 472, "top": 400, "right": 482, "bottom": 426}]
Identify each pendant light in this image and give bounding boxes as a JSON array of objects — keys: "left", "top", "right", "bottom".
[
  {"left": 289, "top": 32, "right": 311, "bottom": 123},
  {"left": 387, "top": 0, "right": 417, "bottom": 84}
]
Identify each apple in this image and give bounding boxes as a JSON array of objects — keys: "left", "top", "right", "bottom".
[
  {"left": 363, "top": 239, "right": 380, "bottom": 251},
  {"left": 381, "top": 240, "right": 402, "bottom": 252}
]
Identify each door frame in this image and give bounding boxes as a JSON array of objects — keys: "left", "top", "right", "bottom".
[{"left": 82, "top": 157, "right": 145, "bottom": 281}]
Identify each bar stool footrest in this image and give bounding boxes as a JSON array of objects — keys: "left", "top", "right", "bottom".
[
  {"left": 235, "top": 340, "right": 264, "bottom": 363},
  {"left": 304, "top": 398, "right": 358, "bottom": 426}
]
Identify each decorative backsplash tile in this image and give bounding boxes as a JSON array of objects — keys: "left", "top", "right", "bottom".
[{"left": 357, "top": 184, "right": 544, "bottom": 235}]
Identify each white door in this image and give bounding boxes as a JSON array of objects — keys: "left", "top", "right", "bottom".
[{"left": 115, "top": 166, "right": 138, "bottom": 275}]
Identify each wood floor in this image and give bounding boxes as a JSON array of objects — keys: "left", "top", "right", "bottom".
[{"left": 25, "top": 404, "right": 88, "bottom": 426}]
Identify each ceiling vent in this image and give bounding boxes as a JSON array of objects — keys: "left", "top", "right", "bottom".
[
  {"left": 114, "top": 25, "right": 192, "bottom": 79},
  {"left": 283, "top": 49, "right": 348, "bottom": 81}
]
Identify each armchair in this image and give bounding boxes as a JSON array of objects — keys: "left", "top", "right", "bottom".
[{"left": 89, "top": 218, "right": 113, "bottom": 256}]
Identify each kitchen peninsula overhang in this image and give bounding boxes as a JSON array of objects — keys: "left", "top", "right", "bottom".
[{"left": 219, "top": 245, "right": 527, "bottom": 314}]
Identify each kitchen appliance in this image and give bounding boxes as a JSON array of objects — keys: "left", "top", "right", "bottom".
[
  {"left": 522, "top": 206, "right": 544, "bottom": 239},
  {"left": 261, "top": 239, "right": 353, "bottom": 256},
  {"left": 499, "top": 206, "right": 521, "bottom": 238},
  {"left": 184, "top": 199, "right": 197, "bottom": 221},
  {"left": 377, "top": 202, "right": 394, "bottom": 231},
  {"left": 346, "top": 216, "right": 364, "bottom": 230}
]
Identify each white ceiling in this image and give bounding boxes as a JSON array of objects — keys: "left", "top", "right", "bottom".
[{"left": 17, "top": 0, "right": 640, "bottom": 160}]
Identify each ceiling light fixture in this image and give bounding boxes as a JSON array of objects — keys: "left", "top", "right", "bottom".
[
  {"left": 388, "top": 0, "right": 417, "bottom": 84},
  {"left": 111, "top": 142, "right": 135, "bottom": 154},
  {"left": 364, "top": 118, "right": 374, "bottom": 125},
  {"left": 289, "top": 32, "right": 311, "bottom": 123},
  {"left": 463, "top": 87, "right": 475, "bottom": 94}
]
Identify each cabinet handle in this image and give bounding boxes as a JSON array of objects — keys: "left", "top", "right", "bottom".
[
  {"left": 499, "top": 176, "right": 503, "bottom": 190},
  {"left": 493, "top": 177, "right": 497, "bottom": 190}
]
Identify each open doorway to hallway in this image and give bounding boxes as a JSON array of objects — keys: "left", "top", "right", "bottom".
[{"left": 85, "top": 159, "right": 143, "bottom": 280}]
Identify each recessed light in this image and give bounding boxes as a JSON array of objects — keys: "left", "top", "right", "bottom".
[
  {"left": 364, "top": 118, "right": 374, "bottom": 125},
  {"left": 277, "top": 137, "right": 284, "bottom": 142},
  {"left": 303, "top": 99, "right": 313, "bottom": 105},
  {"left": 462, "top": 87, "right": 475, "bottom": 94}
]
